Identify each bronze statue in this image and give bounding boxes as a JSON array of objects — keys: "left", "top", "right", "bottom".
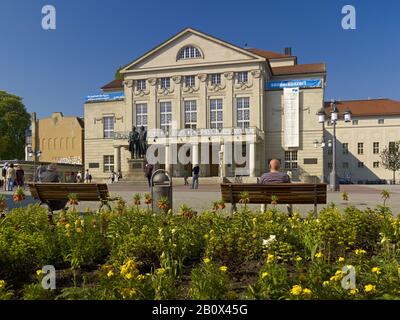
[
  {"left": 128, "top": 126, "right": 140, "bottom": 159},
  {"left": 139, "top": 126, "right": 147, "bottom": 158}
]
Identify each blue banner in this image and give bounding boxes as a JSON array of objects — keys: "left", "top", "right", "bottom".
[
  {"left": 85, "top": 92, "right": 125, "bottom": 102},
  {"left": 266, "top": 79, "right": 322, "bottom": 90}
]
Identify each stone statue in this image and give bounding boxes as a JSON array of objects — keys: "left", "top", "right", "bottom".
[
  {"left": 128, "top": 126, "right": 140, "bottom": 159},
  {"left": 139, "top": 126, "right": 147, "bottom": 158}
]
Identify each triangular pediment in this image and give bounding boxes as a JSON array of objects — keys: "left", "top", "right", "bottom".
[{"left": 121, "top": 28, "right": 265, "bottom": 72}]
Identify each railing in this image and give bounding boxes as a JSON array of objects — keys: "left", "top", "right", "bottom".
[{"left": 112, "top": 127, "right": 261, "bottom": 140}]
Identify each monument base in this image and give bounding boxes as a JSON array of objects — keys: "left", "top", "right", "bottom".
[{"left": 125, "top": 158, "right": 147, "bottom": 181}]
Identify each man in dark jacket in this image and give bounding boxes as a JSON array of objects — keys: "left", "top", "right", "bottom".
[
  {"left": 191, "top": 165, "right": 200, "bottom": 189},
  {"left": 144, "top": 163, "right": 154, "bottom": 187}
]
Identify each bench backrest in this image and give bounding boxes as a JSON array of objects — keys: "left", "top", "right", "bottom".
[
  {"left": 220, "top": 183, "right": 327, "bottom": 204},
  {"left": 28, "top": 183, "right": 110, "bottom": 202}
]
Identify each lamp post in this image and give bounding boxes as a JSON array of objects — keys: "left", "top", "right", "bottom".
[
  {"left": 28, "top": 150, "right": 42, "bottom": 182},
  {"left": 317, "top": 101, "right": 352, "bottom": 191}
]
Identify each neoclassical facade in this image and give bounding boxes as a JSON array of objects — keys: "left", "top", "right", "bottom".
[{"left": 84, "top": 28, "right": 326, "bottom": 181}]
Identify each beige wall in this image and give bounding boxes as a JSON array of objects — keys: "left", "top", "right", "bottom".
[
  {"left": 325, "top": 115, "right": 400, "bottom": 183},
  {"left": 32, "top": 112, "right": 84, "bottom": 164}
]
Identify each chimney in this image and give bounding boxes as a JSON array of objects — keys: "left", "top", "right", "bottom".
[{"left": 284, "top": 47, "right": 292, "bottom": 56}]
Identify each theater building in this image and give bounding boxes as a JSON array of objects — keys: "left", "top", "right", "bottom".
[{"left": 84, "top": 28, "right": 326, "bottom": 181}]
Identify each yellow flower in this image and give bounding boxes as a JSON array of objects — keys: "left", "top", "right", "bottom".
[
  {"left": 203, "top": 258, "right": 211, "bottom": 264},
  {"left": 330, "top": 270, "right": 344, "bottom": 282},
  {"left": 315, "top": 252, "right": 323, "bottom": 259},
  {"left": 36, "top": 269, "right": 43, "bottom": 276},
  {"left": 156, "top": 268, "right": 166, "bottom": 275},
  {"left": 137, "top": 274, "right": 145, "bottom": 281},
  {"left": 219, "top": 266, "right": 228, "bottom": 272},
  {"left": 124, "top": 272, "right": 133, "bottom": 280},
  {"left": 355, "top": 249, "right": 367, "bottom": 255},
  {"left": 204, "top": 234, "right": 209, "bottom": 240},
  {"left": 349, "top": 288, "right": 359, "bottom": 295},
  {"left": 371, "top": 267, "right": 381, "bottom": 275},
  {"left": 261, "top": 272, "right": 269, "bottom": 279},
  {"left": 107, "top": 270, "right": 114, "bottom": 277},
  {"left": 290, "top": 285, "right": 303, "bottom": 296},
  {"left": 364, "top": 284, "right": 376, "bottom": 294},
  {"left": 266, "top": 254, "right": 275, "bottom": 264},
  {"left": 295, "top": 256, "right": 302, "bottom": 262},
  {"left": 302, "top": 288, "right": 312, "bottom": 297},
  {"left": 0, "top": 280, "right": 5, "bottom": 289},
  {"left": 76, "top": 227, "right": 82, "bottom": 233},
  {"left": 252, "top": 217, "right": 257, "bottom": 225},
  {"left": 121, "top": 288, "right": 136, "bottom": 299},
  {"left": 338, "top": 257, "right": 345, "bottom": 263},
  {"left": 65, "top": 223, "right": 71, "bottom": 229},
  {"left": 322, "top": 281, "right": 330, "bottom": 287}
]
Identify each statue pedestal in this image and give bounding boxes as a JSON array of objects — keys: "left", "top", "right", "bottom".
[{"left": 125, "top": 158, "right": 147, "bottom": 181}]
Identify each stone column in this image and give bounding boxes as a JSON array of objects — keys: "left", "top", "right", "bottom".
[
  {"left": 223, "top": 72, "right": 234, "bottom": 128},
  {"left": 192, "top": 143, "right": 199, "bottom": 166},
  {"left": 114, "top": 146, "right": 121, "bottom": 172},
  {"left": 249, "top": 142, "right": 256, "bottom": 177},
  {"left": 165, "top": 144, "right": 171, "bottom": 174},
  {"left": 219, "top": 144, "right": 225, "bottom": 178}
]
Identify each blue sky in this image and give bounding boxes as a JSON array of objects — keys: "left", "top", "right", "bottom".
[{"left": 0, "top": 0, "right": 399, "bottom": 118}]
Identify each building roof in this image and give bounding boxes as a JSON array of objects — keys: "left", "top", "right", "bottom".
[
  {"left": 101, "top": 78, "right": 124, "bottom": 91},
  {"left": 245, "top": 48, "right": 294, "bottom": 59},
  {"left": 324, "top": 99, "right": 400, "bottom": 117},
  {"left": 272, "top": 63, "right": 326, "bottom": 76}
]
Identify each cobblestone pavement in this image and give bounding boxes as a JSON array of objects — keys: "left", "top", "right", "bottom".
[{"left": 1, "top": 184, "right": 399, "bottom": 216}]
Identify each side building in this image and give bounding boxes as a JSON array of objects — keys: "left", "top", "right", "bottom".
[
  {"left": 323, "top": 99, "right": 400, "bottom": 184},
  {"left": 84, "top": 28, "right": 326, "bottom": 182}
]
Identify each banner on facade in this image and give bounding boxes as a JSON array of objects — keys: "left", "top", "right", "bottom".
[
  {"left": 85, "top": 92, "right": 125, "bottom": 102},
  {"left": 283, "top": 87, "right": 300, "bottom": 148},
  {"left": 266, "top": 78, "right": 322, "bottom": 90}
]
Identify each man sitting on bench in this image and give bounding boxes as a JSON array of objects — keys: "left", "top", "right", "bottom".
[
  {"left": 259, "top": 159, "right": 292, "bottom": 215},
  {"left": 40, "top": 163, "right": 68, "bottom": 212}
]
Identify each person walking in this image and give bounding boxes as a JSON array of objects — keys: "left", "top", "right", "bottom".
[
  {"left": 183, "top": 165, "right": 189, "bottom": 186},
  {"left": 6, "top": 164, "right": 16, "bottom": 191},
  {"left": 84, "top": 169, "right": 91, "bottom": 183},
  {"left": 110, "top": 171, "right": 116, "bottom": 183},
  {"left": 2, "top": 163, "right": 8, "bottom": 191},
  {"left": 191, "top": 165, "right": 200, "bottom": 190},
  {"left": 144, "top": 163, "right": 154, "bottom": 187},
  {"left": 15, "top": 165, "right": 25, "bottom": 188},
  {"left": 76, "top": 171, "right": 83, "bottom": 183},
  {"left": 117, "top": 170, "right": 123, "bottom": 181}
]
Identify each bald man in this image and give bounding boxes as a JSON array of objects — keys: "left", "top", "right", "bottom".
[{"left": 259, "top": 159, "right": 290, "bottom": 184}]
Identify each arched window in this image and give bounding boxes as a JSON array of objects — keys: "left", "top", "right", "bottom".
[{"left": 177, "top": 46, "right": 202, "bottom": 60}]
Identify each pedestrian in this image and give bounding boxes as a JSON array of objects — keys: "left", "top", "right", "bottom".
[
  {"left": 76, "top": 171, "right": 83, "bottom": 183},
  {"left": 117, "top": 170, "right": 123, "bottom": 181},
  {"left": 88, "top": 173, "right": 92, "bottom": 183},
  {"left": 183, "top": 165, "right": 189, "bottom": 186},
  {"left": 84, "top": 169, "right": 91, "bottom": 183},
  {"left": 6, "top": 164, "right": 16, "bottom": 191},
  {"left": 1, "top": 163, "right": 8, "bottom": 191},
  {"left": 15, "top": 165, "right": 25, "bottom": 188},
  {"left": 110, "top": 171, "right": 116, "bottom": 183},
  {"left": 36, "top": 164, "right": 46, "bottom": 182},
  {"left": 144, "top": 163, "right": 154, "bottom": 187},
  {"left": 191, "top": 164, "right": 200, "bottom": 189}
]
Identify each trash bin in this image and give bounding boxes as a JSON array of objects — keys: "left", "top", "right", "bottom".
[{"left": 151, "top": 169, "right": 173, "bottom": 213}]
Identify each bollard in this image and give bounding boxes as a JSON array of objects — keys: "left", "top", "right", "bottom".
[{"left": 151, "top": 169, "right": 173, "bottom": 213}]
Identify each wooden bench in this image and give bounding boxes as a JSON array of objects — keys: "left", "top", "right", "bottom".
[
  {"left": 220, "top": 183, "right": 327, "bottom": 214},
  {"left": 28, "top": 183, "right": 115, "bottom": 213}
]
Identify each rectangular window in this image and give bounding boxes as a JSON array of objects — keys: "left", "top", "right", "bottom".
[
  {"left": 236, "top": 97, "right": 250, "bottom": 129},
  {"left": 184, "top": 100, "right": 197, "bottom": 129},
  {"left": 103, "top": 116, "right": 114, "bottom": 138},
  {"left": 284, "top": 151, "right": 298, "bottom": 169},
  {"left": 378, "top": 119, "right": 384, "bottom": 124},
  {"left": 136, "top": 79, "right": 146, "bottom": 91},
  {"left": 357, "top": 142, "right": 364, "bottom": 155},
  {"left": 210, "top": 99, "right": 223, "bottom": 130},
  {"left": 343, "top": 162, "right": 349, "bottom": 169},
  {"left": 373, "top": 142, "right": 379, "bottom": 154},
  {"left": 210, "top": 73, "right": 221, "bottom": 85},
  {"left": 160, "top": 102, "right": 172, "bottom": 133},
  {"left": 352, "top": 119, "right": 359, "bottom": 125},
  {"left": 358, "top": 162, "right": 364, "bottom": 168},
  {"left": 373, "top": 161, "right": 380, "bottom": 168},
  {"left": 103, "top": 155, "right": 114, "bottom": 173},
  {"left": 185, "top": 75, "right": 196, "bottom": 87},
  {"left": 237, "top": 71, "right": 248, "bottom": 83},
  {"left": 389, "top": 141, "right": 396, "bottom": 151},
  {"left": 159, "top": 77, "right": 170, "bottom": 89},
  {"left": 342, "top": 143, "right": 349, "bottom": 155},
  {"left": 136, "top": 103, "right": 148, "bottom": 129}
]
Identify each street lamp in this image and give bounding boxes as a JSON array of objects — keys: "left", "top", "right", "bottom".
[
  {"left": 317, "top": 100, "right": 352, "bottom": 191},
  {"left": 28, "top": 150, "right": 42, "bottom": 182}
]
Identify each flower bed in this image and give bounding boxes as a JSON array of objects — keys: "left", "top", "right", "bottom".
[{"left": 1, "top": 195, "right": 400, "bottom": 300}]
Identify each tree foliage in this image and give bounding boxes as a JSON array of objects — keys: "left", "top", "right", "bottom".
[
  {"left": 380, "top": 141, "right": 400, "bottom": 184},
  {"left": 0, "top": 91, "right": 31, "bottom": 160},
  {"left": 114, "top": 66, "right": 123, "bottom": 80}
]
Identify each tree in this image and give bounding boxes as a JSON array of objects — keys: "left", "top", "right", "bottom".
[
  {"left": 0, "top": 91, "right": 31, "bottom": 160},
  {"left": 380, "top": 141, "right": 400, "bottom": 184},
  {"left": 114, "top": 66, "right": 123, "bottom": 80}
]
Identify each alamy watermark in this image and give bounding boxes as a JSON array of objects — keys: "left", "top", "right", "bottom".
[
  {"left": 40, "top": 265, "right": 56, "bottom": 290},
  {"left": 342, "top": 5, "right": 356, "bottom": 30},
  {"left": 41, "top": 5, "right": 56, "bottom": 30}
]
